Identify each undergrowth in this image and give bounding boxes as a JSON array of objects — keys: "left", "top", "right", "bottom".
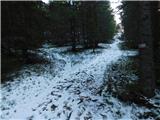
[{"left": 102, "top": 56, "right": 160, "bottom": 119}]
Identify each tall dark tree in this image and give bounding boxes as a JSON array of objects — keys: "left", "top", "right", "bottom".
[
  {"left": 121, "top": 1, "right": 160, "bottom": 97},
  {"left": 138, "top": 1, "right": 155, "bottom": 97},
  {"left": 120, "top": 1, "right": 140, "bottom": 49},
  {"left": 151, "top": 1, "right": 160, "bottom": 86}
]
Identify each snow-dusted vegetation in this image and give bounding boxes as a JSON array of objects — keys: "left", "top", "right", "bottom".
[
  {"left": 1, "top": 1, "right": 160, "bottom": 120},
  {"left": 1, "top": 34, "right": 159, "bottom": 120}
]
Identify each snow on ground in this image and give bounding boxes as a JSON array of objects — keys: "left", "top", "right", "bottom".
[{"left": 0, "top": 34, "right": 158, "bottom": 120}]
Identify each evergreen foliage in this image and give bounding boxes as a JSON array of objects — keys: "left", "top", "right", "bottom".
[
  {"left": 120, "top": 1, "right": 140, "bottom": 49},
  {"left": 2, "top": 1, "right": 116, "bottom": 55}
]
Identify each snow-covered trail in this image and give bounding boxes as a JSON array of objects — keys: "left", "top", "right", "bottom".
[{"left": 1, "top": 34, "right": 147, "bottom": 120}]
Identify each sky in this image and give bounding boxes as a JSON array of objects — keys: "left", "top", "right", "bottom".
[
  {"left": 42, "top": 0, "right": 49, "bottom": 4},
  {"left": 110, "top": 0, "right": 122, "bottom": 24},
  {"left": 42, "top": 0, "right": 121, "bottom": 24}
]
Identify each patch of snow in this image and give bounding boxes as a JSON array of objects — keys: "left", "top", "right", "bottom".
[{"left": 1, "top": 33, "right": 159, "bottom": 120}]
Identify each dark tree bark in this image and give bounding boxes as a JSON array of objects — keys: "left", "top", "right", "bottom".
[
  {"left": 151, "top": 1, "right": 160, "bottom": 85},
  {"left": 70, "top": 17, "right": 76, "bottom": 51},
  {"left": 139, "top": 1, "right": 155, "bottom": 97}
]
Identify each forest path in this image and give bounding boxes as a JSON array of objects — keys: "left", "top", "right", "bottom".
[{"left": 1, "top": 34, "right": 143, "bottom": 120}]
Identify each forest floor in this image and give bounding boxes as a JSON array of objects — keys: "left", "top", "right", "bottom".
[{"left": 1, "top": 34, "right": 160, "bottom": 120}]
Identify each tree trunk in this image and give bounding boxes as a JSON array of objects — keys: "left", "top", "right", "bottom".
[
  {"left": 139, "top": 1, "right": 155, "bottom": 97},
  {"left": 151, "top": 1, "right": 160, "bottom": 85},
  {"left": 70, "top": 16, "right": 76, "bottom": 51}
]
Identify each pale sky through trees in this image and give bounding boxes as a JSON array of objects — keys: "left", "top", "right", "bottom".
[
  {"left": 110, "top": 0, "right": 121, "bottom": 24},
  {"left": 42, "top": 0, "right": 49, "bottom": 4}
]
